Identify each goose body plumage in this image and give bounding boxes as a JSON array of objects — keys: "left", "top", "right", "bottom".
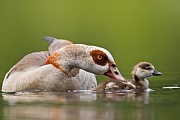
[{"left": 2, "top": 37, "right": 124, "bottom": 92}]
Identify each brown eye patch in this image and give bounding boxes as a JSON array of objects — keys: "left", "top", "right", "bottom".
[{"left": 90, "top": 50, "right": 108, "bottom": 66}]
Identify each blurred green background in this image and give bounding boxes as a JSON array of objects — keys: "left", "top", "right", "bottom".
[{"left": 0, "top": 0, "right": 180, "bottom": 88}]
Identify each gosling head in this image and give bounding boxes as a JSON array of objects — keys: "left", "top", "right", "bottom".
[
  {"left": 46, "top": 44, "right": 125, "bottom": 80},
  {"left": 131, "top": 62, "right": 162, "bottom": 81}
]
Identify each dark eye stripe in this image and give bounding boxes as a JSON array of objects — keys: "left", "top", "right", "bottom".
[
  {"left": 139, "top": 63, "right": 152, "bottom": 70},
  {"left": 144, "top": 67, "right": 151, "bottom": 70}
]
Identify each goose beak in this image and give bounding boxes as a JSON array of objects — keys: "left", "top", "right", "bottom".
[
  {"left": 153, "top": 70, "right": 162, "bottom": 76},
  {"left": 104, "top": 64, "right": 125, "bottom": 80}
]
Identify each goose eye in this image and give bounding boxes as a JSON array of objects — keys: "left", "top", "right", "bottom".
[{"left": 97, "top": 55, "right": 103, "bottom": 60}]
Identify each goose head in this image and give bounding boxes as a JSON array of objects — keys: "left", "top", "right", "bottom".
[
  {"left": 46, "top": 44, "right": 125, "bottom": 80},
  {"left": 131, "top": 62, "right": 162, "bottom": 81}
]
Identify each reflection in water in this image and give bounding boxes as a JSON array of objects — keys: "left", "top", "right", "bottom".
[{"left": 2, "top": 91, "right": 153, "bottom": 120}]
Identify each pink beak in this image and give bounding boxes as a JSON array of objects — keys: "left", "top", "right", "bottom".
[{"left": 104, "top": 64, "right": 125, "bottom": 80}]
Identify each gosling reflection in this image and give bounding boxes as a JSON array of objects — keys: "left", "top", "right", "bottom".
[{"left": 100, "top": 91, "right": 150, "bottom": 104}]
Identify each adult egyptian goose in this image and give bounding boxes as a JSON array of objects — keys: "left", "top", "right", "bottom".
[
  {"left": 2, "top": 38, "right": 124, "bottom": 92},
  {"left": 93, "top": 62, "right": 162, "bottom": 92}
]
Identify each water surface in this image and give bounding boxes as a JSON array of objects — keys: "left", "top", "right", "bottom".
[{"left": 1, "top": 88, "right": 180, "bottom": 120}]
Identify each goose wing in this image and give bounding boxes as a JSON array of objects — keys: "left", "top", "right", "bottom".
[{"left": 42, "top": 36, "right": 73, "bottom": 55}]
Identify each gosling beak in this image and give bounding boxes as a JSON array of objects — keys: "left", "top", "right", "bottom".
[
  {"left": 153, "top": 70, "right": 162, "bottom": 76},
  {"left": 104, "top": 64, "right": 125, "bottom": 81}
]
